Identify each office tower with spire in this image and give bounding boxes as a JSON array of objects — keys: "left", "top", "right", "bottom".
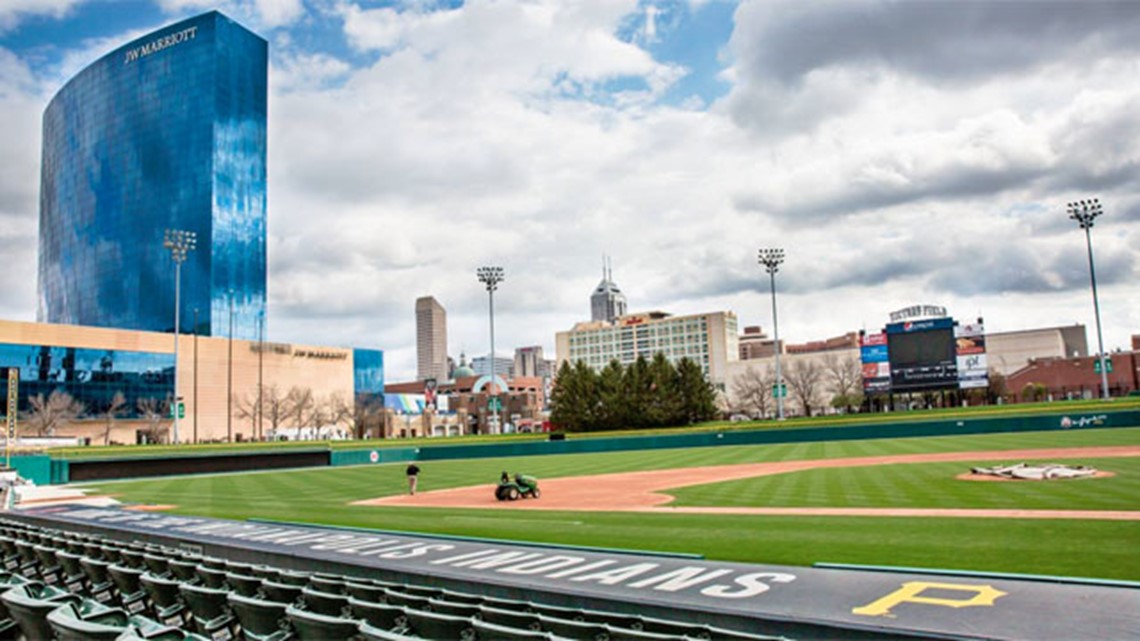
[
  {"left": 590, "top": 256, "right": 627, "bottom": 323},
  {"left": 415, "top": 296, "right": 448, "bottom": 382}
]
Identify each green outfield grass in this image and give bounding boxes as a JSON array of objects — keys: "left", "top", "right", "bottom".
[{"left": 82, "top": 427, "right": 1140, "bottom": 581}]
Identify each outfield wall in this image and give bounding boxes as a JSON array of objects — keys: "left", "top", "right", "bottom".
[
  {"left": 14, "top": 408, "right": 1138, "bottom": 485},
  {"left": 348, "top": 408, "right": 1140, "bottom": 465}
]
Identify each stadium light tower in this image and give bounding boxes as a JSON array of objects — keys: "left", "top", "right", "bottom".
[
  {"left": 476, "top": 266, "right": 505, "bottom": 433},
  {"left": 1068, "top": 198, "right": 1111, "bottom": 400},
  {"left": 163, "top": 228, "right": 196, "bottom": 444},
  {"left": 758, "top": 248, "right": 786, "bottom": 420}
]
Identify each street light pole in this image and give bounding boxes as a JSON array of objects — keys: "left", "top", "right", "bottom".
[
  {"left": 193, "top": 307, "right": 199, "bottom": 444},
  {"left": 1068, "top": 198, "right": 1111, "bottom": 400},
  {"left": 228, "top": 289, "right": 234, "bottom": 442},
  {"left": 758, "top": 248, "right": 786, "bottom": 420},
  {"left": 476, "top": 266, "right": 504, "bottom": 434},
  {"left": 257, "top": 310, "right": 264, "bottom": 441},
  {"left": 163, "top": 229, "right": 196, "bottom": 444}
]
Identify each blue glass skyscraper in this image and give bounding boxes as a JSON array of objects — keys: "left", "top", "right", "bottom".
[{"left": 38, "top": 11, "right": 267, "bottom": 340}]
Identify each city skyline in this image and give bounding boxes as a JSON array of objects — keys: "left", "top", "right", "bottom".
[{"left": 1, "top": 1, "right": 1137, "bottom": 383}]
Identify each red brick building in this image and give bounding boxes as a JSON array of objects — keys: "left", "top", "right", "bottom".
[{"left": 1006, "top": 349, "right": 1139, "bottom": 400}]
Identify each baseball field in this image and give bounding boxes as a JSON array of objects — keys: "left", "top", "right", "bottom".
[{"left": 80, "top": 425, "right": 1140, "bottom": 582}]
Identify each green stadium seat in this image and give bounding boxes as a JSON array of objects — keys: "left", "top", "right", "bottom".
[
  {"left": 80, "top": 542, "right": 106, "bottom": 561},
  {"left": 0, "top": 537, "right": 20, "bottom": 571},
  {"left": 480, "top": 594, "right": 530, "bottom": 611},
  {"left": 226, "top": 592, "right": 290, "bottom": 641},
  {"left": 605, "top": 625, "right": 685, "bottom": 641},
  {"left": 577, "top": 610, "right": 645, "bottom": 632},
  {"left": 197, "top": 566, "right": 229, "bottom": 589},
  {"left": 401, "top": 608, "right": 474, "bottom": 639},
  {"left": 527, "top": 601, "right": 585, "bottom": 621},
  {"left": 143, "top": 554, "right": 172, "bottom": 578},
  {"left": 307, "top": 574, "right": 346, "bottom": 595},
  {"left": 274, "top": 571, "right": 311, "bottom": 587},
  {"left": 0, "top": 574, "right": 29, "bottom": 640},
  {"left": 118, "top": 549, "right": 147, "bottom": 570},
  {"left": 200, "top": 557, "right": 228, "bottom": 571},
  {"left": 346, "top": 597, "right": 405, "bottom": 631},
  {"left": 12, "top": 541, "right": 39, "bottom": 577},
  {"left": 46, "top": 600, "right": 131, "bottom": 641},
  {"left": 476, "top": 605, "right": 542, "bottom": 633},
  {"left": 397, "top": 584, "right": 441, "bottom": 598},
  {"left": 356, "top": 620, "right": 415, "bottom": 640},
  {"left": 55, "top": 550, "right": 90, "bottom": 594},
  {"left": 247, "top": 565, "right": 281, "bottom": 581},
  {"left": 284, "top": 604, "right": 359, "bottom": 641},
  {"left": 140, "top": 572, "right": 188, "bottom": 627},
  {"left": 117, "top": 613, "right": 212, "bottom": 641},
  {"left": 534, "top": 613, "right": 610, "bottom": 640},
  {"left": 299, "top": 586, "right": 350, "bottom": 616},
  {"left": 0, "top": 582, "right": 82, "bottom": 641},
  {"left": 107, "top": 563, "right": 151, "bottom": 614},
  {"left": 470, "top": 618, "right": 553, "bottom": 641},
  {"left": 224, "top": 561, "right": 256, "bottom": 576},
  {"left": 225, "top": 572, "right": 264, "bottom": 598},
  {"left": 381, "top": 589, "right": 433, "bottom": 611},
  {"left": 168, "top": 559, "right": 200, "bottom": 585},
  {"left": 100, "top": 546, "right": 125, "bottom": 565},
  {"left": 178, "top": 583, "right": 236, "bottom": 640},
  {"left": 260, "top": 580, "right": 303, "bottom": 606},
  {"left": 437, "top": 589, "right": 484, "bottom": 606},
  {"left": 427, "top": 598, "right": 480, "bottom": 618},
  {"left": 32, "top": 544, "right": 64, "bottom": 585},
  {"left": 79, "top": 557, "right": 117, "bottom": 604},
  {"left": 344, "top": 581, "right": 387, "bottom": 603}
]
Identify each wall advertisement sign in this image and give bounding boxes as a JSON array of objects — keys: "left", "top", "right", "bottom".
[{"left": 955, "top": 323, "right": 988, "bottom": 390}]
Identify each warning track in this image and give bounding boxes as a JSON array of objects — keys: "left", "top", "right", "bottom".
[{"left": 354, "top": 446, "right": 1140, "bottom": 520}]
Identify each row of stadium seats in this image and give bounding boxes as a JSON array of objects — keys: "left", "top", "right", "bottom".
[{"left": 0, "top": 517, "right": 788, "bottom": 640}]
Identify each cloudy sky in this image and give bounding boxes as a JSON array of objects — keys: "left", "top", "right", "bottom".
[{"left": 2, "top": 0, "right": 1138, "bottom": 382}]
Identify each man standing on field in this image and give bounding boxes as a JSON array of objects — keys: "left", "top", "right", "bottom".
[{"left": 406, "top": 463, "right": 421, "bottom": 495}]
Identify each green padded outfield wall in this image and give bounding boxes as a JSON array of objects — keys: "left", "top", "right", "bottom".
[{"left": 338, "top": 408, "right": 1140, "bottom": 465}]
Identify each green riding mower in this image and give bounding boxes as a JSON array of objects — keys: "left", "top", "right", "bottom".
[{"left": 495, "top": 473, "right": 540, "bottom": 501}]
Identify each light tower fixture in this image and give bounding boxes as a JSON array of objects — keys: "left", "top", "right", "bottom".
[
  {"left": 1067, "top": 198, "right": 1110, "bottom": 400},
  {"left": 163, "top": 228, "right": 196, "bottom": 444},
  {"left": 758, "top": 248, "right": 786, "bottom": 420},
  {"left": 476, "top": 266, "right": 505, "bottom": 433}
]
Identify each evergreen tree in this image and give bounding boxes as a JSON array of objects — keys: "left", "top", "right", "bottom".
[
  {"left": 550, "top": 360, "right": 591, "bottom": 432},
  {"left": 596, "top": 359, "right": 625, "bottom": 431},
  {"left": 676, "top": 357, "right": 718, "bottom": 424},
  {"left": 622, "top": 355, "right": 653, "bottom": 429},
  {"left": 648, "top": 352, "right": 681, "bottom": 426}
]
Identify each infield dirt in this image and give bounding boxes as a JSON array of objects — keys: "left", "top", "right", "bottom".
[{"left": 354, "top": 446, "right": 1140, "bottom": 520}]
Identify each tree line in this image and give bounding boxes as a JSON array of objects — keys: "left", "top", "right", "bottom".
[
  {"left": 549, "top": 353, "right": 719, "bottom": 432},
  {"left": 15, "top": 384, "right": 388, "bottom": 444}
]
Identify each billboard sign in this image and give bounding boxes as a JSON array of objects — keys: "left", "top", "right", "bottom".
[
  {"left": 860, "top": 332, "right": 891, "bottom": 393},
  {"left": 955, "top": 323, "right": 988, "bottom": 390}
]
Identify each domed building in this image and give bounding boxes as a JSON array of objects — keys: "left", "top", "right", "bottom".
[{"left": 451, "top": 352, "right": 476, "bottom": 380}]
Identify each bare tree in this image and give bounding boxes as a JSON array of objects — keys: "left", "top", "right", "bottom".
[
  {"left": 136, "top": 397, "right": 169, "bottom": 444},
  {"left": 353, "top": 395, "right": 385, "bottom": 439},
  {"left": 822, "top": 354, "right": 864, "bottom": 413},
  {"left": 325, "top": 393, "right": 354, "bottom": 435},
  {"left": 730, "top": 366, "right": 774, "bottom": 418},
  {"left": 261, "top": 385, "right": 292, "bottom": 435},
  {"left": 25, "top": 390, "right": 86, "bottom": 437},
  {"left": 100, "top": 391, "right": 127, "bottom": 445},
  {"left": 286, "top": 387, "right": 319, "bottom": 429},
  {"left": 785, "top": 360, "right": 823, "bottom": 417}
]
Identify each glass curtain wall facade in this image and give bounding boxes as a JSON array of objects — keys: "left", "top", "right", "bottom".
[
  {"left": 0, "top": 343, "right": 173, "bottom": 418},
  {"left": 38, "top": 11, "right": 267, "bottom": 340}
]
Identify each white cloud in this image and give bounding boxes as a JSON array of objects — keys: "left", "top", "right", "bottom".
[
  {"left": 2, "top": 0, "right": 1139, "bottom": 382},
  {"left": 0, "top": 0, "right": 81, "bottom": 34}
]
